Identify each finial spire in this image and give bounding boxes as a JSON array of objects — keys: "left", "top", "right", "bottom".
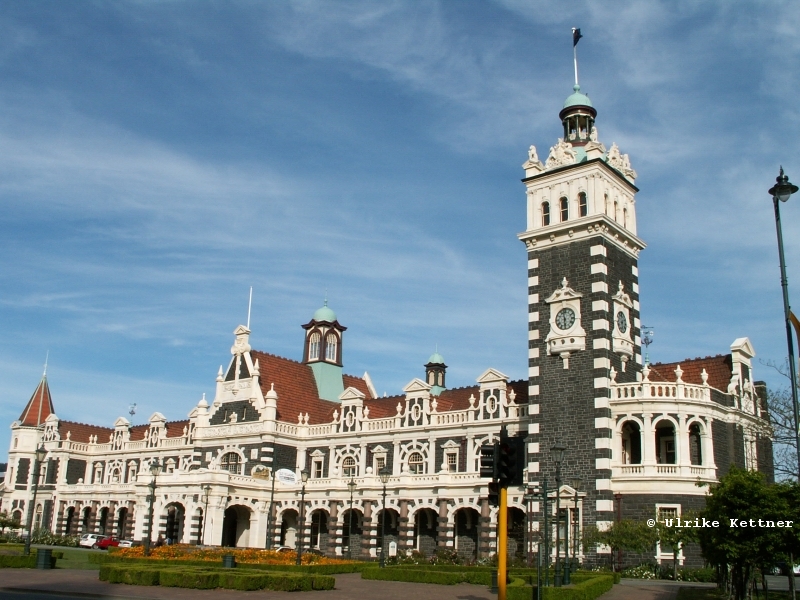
[
  {"left": 324, "top": 289, "right": 328, "bottom": 307},
  {"left": 572, "top": 28, "right": 583, "bottom": 87},
  {"left": 43, "top": 350, "right": 49, "bottom": 378},
  {"left": 247, "top": 286, "right": 253, "bottom": 329}
]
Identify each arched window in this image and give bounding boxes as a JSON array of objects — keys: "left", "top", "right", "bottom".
[
  {"left": 342, "top": 456, "right": 357, "bottom": 477},
  {"left": 689, "top": 423, "right": 703, "bottom": 465},
  {"left": 604, "top": 194, "right": 609, "bottom": 215},
  {"left": 578, "top": 192, "right": 588, "bottom": 217},
  {"left": 560, "top": 197, "right": 569, "bottom": 222},
  {"left": 614, "top": 201, "right": 619, "bottom": 222},
  {"left": 325, "top": 333, "right": 338, "bottom": 362},
  {"left": 408, "top": 452, "right": 425, "bottom": 475},
  {"left": 308, "top": 332, "right": 320, "bottom": 361},
  {"left": 620, "top": 421, "right": 641, "bottom": 464},
  {"left": 623, "top": 207, "right": 628, "bottom": 227},
  {"left": 220, "top": 452, "right": 241, "bottom": 475},
  {"left": 542, "top": 202, "right": 550, "bottom": 226}
]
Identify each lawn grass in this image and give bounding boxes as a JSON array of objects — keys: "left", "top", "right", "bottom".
[{"left": 50, "top": 547, "right": 102, "bottom": 570}]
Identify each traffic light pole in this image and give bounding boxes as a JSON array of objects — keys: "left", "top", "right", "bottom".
[{"left": 498, "top": 486, "right": 508, "bottom": 600}]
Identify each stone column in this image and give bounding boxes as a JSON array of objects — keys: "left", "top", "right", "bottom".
[
  {"left": 327, "top": 500, "right": 339, "bottom": 557},
  {"left": 360, "top": 500, "right": 374, "bottom": 560},
  {"left": 641, "top": 413, "right": 654, "bottom": 466},
  {"left": 436, "top": 498, "right": 451, "bottom": 549},
  {"left": 398, "top": 500, "right": 410, "bottom": 553},
  {"left": 478, "top": 498, "right": 492, "bottom": 558}
]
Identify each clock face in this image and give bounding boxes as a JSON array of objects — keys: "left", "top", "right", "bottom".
[
  {"left": 555, "top": 307, "right": 576, "bottom": 330},
  {"left": 616, "top": 311, "right": 628, "bottom": 333}
]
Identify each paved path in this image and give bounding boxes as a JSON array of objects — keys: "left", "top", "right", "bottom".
[
  {"left": 0, "top": 569, "right": 727, "bottom": 600},
  {"left": 0, "top": 569, "right": 494, "bottom": 600}
]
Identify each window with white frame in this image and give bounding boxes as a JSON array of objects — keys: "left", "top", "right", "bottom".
[
  {"left": 308, "top": 332, "right": 321, "bottom": 360},
  {"left": 220, "top": 452, "right": 241, "bottom": 474},
  {"left": 446, "top": 452, "right": 457, "bottom": 473},
  {"left": 312, "top": 458, "right": 324, "bottom": 479},
  {"left": 656, "top": 505, "right": 682, "bottom": 560},
  {"left": 408, "top": 452, "right": 425, "bottom": 475},
  {"left": 325, "top": 333, "right": 338, "bottom": 362},
  {"left": 374, "top": 456, "right": 386, "bottom": 474},
  {"left": 342, "top": 456, "right": 357, "bottom": 477}
]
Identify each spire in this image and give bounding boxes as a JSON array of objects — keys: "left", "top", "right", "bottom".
[{"left": 19, "top": 372, "right": 55, "bottom": 427}]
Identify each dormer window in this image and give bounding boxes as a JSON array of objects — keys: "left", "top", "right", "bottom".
[
  {"left": 560, "top": 197, "right": 569, "bottom": 222},
  {"left": 579, "top": 192, "right": 587, "bottom": 217},
  {"left": 308, "top": 332, "right": 320, "bottom": 361},
  {"left": 325, "top": 333, "right": 338, "bottom": 362},
  {"left": 542, "top": 202, "right": 550, "bottom": 226},
  {"left": 220, "top": 452, "right": 241, "bottom": 474}
]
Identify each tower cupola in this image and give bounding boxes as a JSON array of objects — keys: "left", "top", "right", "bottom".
[
  {"left": 302, "top": 300, "right": 346, "bottom": 401},
  {"left": 425, "top": 351, "right": 447, "bottom": 396},
  {"left": 559, "top": 85, "right": 596, "bottom": 147}
]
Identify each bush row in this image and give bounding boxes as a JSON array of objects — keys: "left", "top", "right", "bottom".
[
  {"left": 91, "top": 553, "right": 361, "bottom": 573},
  {"left": 0, "top": 555, "right": 37, "bottom": 568},
  {"left": 99, "top": 565, "right": 335, "bottom": 591},
  {"left": 362, "top": 567, "right": 492, "bottom": 585},
  {"left": 507, "top": 574, "right": 615, "bottom": 600}
]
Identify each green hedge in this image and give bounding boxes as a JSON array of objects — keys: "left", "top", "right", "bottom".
[
  {"left": 98, "top": 564, "right": 335, "bottom": 591},
  {"left": 0, "top": 555, "right": 36, "bottom": 568},
  {"left": 362, "top": 567, "right": 532, "bottom": 587},
  {"left": 506, "top": 574, "right": 615, "bottom": 600}
]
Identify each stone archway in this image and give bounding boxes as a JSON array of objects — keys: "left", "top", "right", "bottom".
[
  {"left": 507, "top": 507, "right": 526, "bottom": 560},
  {"left": 309, "top": 509, "right": 329, "bottom": 551},
  {"left": 454, "top": 507, "right": 480, "bottom": 561},
  {"left": 164, "top": 503, "right": 185, "bottom": 544},
  {"left": 280, "top": 509, "right": 298, "bottom": 548},
  {"left": 376, "top": 508, "right": 399, "bottom": 560},
  {"left": 340, "top": 509, "right": 363, "bottom": 558},
  {"left": 413, "top": 508, "right": 438, "bottom": 556},
  {"left": 222, "top": 505, "right": 251, "bottom": 548},
  {"left": 64, "top": 506, "right": 76, "bottom": 536}
]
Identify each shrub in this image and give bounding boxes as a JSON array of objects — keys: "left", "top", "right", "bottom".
[
  {"left": 30, "top": 529, "right": 81, "bottom": 547},
  {"left": 0, "top": 555, "right": 36, "bottom": 568},
  {"left": 362, "top": 567, "right": 493, "bottom": 586},
  {"left": 506, "top": 573, "right": 614, "bottom": 600},
  {"left": 160, "top": 569, "right": 220, "bottom": 589},
  {"left": 99, "top": 565, "right": 161, "bottom": 586}
]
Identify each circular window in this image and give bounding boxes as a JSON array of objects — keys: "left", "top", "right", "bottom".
[
  {"left": 345, "top": 411, "right": 355, "bottom": 427},
  {"left": 412, "top": 404, "right": 422, "bottom": 421},
  {"left": 487, "top": 396, "right": 497, "bottom": 413}
]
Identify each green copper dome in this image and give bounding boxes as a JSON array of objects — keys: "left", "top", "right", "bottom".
[
  {"left": 427, "top": 351, "right": 445, "bottom": 365},
  {"left": 563, "top": 84, "right": 593, "bottom": 109},
  {"left": 313, "top": 302, "right": 337, "bottom": 322}
]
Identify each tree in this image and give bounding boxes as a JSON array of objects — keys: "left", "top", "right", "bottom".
[
  {"left": 699, "top": 468, "right": 789, "bottom": 600},
  {"left": 762, "top": 359, "right": 799, "bottom": 481},
  {"left": 0, "top": 512, "right": 15, "bottom": 535},
  {"left": 655, "top": 511, "right": 699, "bottom": 581},
  {"left": 583, "top": 519, "right": 657, "bottom": 572}
]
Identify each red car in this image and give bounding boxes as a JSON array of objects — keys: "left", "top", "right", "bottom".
[{"left": 96, "top": 536, "right": 119, "bottom": 550}]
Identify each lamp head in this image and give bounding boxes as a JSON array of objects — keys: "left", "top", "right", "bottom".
[
  {"left": 150, "top": 458, "right": 162, "bottom": 476},
  {"left": 569, "top": 476, "right": 583, "bottom": 490},
  {"left": 379, "top": 467, "right": 390, "bottom": 484},
  {"left": 347, "top": 479, "right": 357, "bottom": 493},
  {"left": 550, "top": 441, "right": 566, "bottom": 464},
  {"left": 769, "top": 167, "right": 798, "bottom": 202},
  {"left": 300, "top": 469, "right": 309, "bottom": 484},
  {"left": 35, "top": 445, "right": 47, "bottom": 463}
]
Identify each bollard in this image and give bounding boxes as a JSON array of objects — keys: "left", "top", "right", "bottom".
[
  {"left": 490, "top": 570, "right": 498, "bottom": 593},
  {"left": 36, "top": 549, "right": 53, "bottom": 570},
  {"left": 222, "top": 554, "right": 236, "bottom": 568}
]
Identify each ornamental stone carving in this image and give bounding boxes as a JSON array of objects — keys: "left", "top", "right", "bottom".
[{"left": 545, "top": 139, "right": 576, "bottom": 169}]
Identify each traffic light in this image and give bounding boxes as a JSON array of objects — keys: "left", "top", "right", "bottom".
[
  {"left": 488, "top": 480, "right": 499, "bottom": 507},
  {"left": 479, "top": 442, "right": 498, "bottom": 479},
  {"left": 498, "top": 427, "right": 525, "bottom": 487}
]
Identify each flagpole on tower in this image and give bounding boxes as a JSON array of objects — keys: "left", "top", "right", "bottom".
[
  {"left": 247, "top": 286, "right": 253, "bottom": 330},
  {"left": 572, "top": 28, "right": 582, "bottom": 87}
]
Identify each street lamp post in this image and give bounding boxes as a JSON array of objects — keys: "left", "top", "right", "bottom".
[
  {"left": 23, "top": 445, "right": 47, "bottom": 555},
  {"left": 550, "top": 442, "right": 566, "bottom": 587},
  {"left": 568, "top": 476, "right": 582, "bottom": 581},
  {"left": 143, "top": 458, "right": 162, "bottom": 557},
  {"left": 266, "top": 469, "right": 277, "bottom": 549},
  {"left": 379, "top": 468, "right": 390, "bottom": 567},
  {"left": 296, "top": 469, "right": 309, "bottom": 565},
  {"left": 200, "top": 484, "right": 211, "bottom": 546},
  {"left": 347, "top": 479, "right": 357, "bottom": 559},
  {"left": 770, "top": 167, "right": 800, "bottom": 480}
]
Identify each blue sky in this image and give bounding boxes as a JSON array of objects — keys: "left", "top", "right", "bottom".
[{"left": 2, "top": 1, "right": 799, "bottom": 460}]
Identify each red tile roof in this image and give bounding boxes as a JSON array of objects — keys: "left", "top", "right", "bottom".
[
  {"left": 647, "top": 354, "right": 733, "bottom": 391},
  {"left": 19, "top": 377, "right": 55, "bottom": 427},
  {"left": 57, "top": 419, "right": 190, "bottom": 444}
]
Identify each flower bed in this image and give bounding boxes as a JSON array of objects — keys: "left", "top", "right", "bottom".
[{"left": 113, "top": 544, "right": 352, "bottom": 565}]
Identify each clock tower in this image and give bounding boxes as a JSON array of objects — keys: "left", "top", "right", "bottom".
[{"left": 520, "top": 84, "right": 646, "bottom": 555}]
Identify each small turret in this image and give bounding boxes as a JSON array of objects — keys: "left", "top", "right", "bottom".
[{"left": 425, "top": 351, "right": 447, "bottom": 396}]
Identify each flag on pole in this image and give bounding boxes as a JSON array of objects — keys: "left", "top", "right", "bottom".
[
  {"left": 572, "top": 28, "right": 583, "bottom": 47},
  {"left": 791, "top": 310, "right": 800, "bottom": 339}
]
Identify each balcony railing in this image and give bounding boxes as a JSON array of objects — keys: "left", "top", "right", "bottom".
[{"left": 612, "top": 463, "right": 715, "bottom": 479}]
